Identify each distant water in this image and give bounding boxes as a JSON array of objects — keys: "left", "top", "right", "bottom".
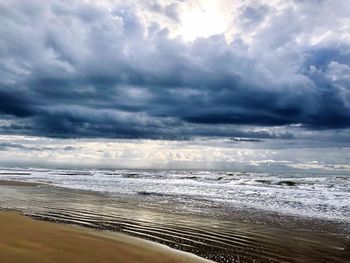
[{"left": 0, "top": 167, "right": 349, "bottom": 223}]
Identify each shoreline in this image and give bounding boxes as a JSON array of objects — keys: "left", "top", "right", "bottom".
[
  {"left": 0, "top": 211, "right": 213, "bottom": 263},
  {"left": 1, "top": 179, "right": 350, "bottom": 262},
  {"left": 1, "top": 178, "right": 348, "bottom": 239}
]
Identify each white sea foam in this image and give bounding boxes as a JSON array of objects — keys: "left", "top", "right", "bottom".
[{"left": 0, "top": 167, "right": 349, "bottom": 222}]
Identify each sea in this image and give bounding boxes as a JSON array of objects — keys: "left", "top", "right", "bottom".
[{"left": 0, "top": 167, "right": 349, "bottom": 223}]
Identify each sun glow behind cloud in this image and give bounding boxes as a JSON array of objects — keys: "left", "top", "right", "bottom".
[{"left": 179, "top": 1, "right": 227, "bottom": 41}]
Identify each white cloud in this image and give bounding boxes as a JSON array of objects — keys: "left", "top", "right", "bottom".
[{"left": 0, "top": 135, "right": 349, "bottom": 172}]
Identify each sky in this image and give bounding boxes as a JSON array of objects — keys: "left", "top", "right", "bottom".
[{"left": 0, "top": 0, "right": 349, "bottom": 171}]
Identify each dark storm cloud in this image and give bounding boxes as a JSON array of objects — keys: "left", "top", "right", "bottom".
[
  {"left": 0, "top": 0, "right": 349, "bottom": 139},
  {"left": 0, "top": 89, "right": 36, "bottom": 117}
]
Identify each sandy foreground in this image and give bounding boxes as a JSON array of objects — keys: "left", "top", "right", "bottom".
[{"left": 0, "top": 212, "right": 213, "bottom": 263}]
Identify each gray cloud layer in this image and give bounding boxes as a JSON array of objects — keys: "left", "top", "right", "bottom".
[{"left": 0, "top": 0, "right": 350, "bottom": 139}]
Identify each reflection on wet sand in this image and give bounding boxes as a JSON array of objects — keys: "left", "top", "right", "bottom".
[{"left": 1, "top": 184, "right": 349, "bottom": 263}]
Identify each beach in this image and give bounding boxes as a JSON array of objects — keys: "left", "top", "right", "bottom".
[
  {"left": 1, "top": 0, "right": 349, "bottom": 262},
  {"left": 1, "top": 176, "right": 349, "bottom": 263},
  {"left": 0, "top": 211, "right": 212, "bottom": 263}
]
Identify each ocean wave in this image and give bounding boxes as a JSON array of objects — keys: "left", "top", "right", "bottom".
[{"left": 0, "top": 167, "right": 349, "bottom": 222}]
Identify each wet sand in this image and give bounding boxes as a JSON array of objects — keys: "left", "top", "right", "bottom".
[
  {"left": 0, "top": 180, "right": 42, "bottom": 186},
  {"left": 0, "top": 211, "right": 212, "bottom": 263},
  {"left": 1, "top": 181, "right": 349, "bottom": 263}
]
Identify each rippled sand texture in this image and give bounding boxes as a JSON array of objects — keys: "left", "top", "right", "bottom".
[
  {"left": 0, "top": 211, "right": 213, "bottom": 263},
  {"left": 1, "top": 183, "right": 349, "bottom": 263}
]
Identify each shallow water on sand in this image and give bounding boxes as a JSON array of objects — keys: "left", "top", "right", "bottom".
[{"left": 1, "top": 184, "right": 349, "bottom": 263}]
